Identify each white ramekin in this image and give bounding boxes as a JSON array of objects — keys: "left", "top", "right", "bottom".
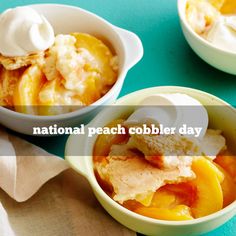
[
  {"left": 0, "top": 4, "right": 143, "bottom": 135},
  {"left": 65, "top": 86, "right": 236, "bottom": 236},
  {"left": 178, "top": 0, "right": 236, "bottom": 75}
]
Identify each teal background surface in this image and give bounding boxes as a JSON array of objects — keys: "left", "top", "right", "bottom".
[{"left": 0, "top": 0, "right": 236, "bottom": 235}]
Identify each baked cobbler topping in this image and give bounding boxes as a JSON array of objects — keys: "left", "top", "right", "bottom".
[{"left": 93, "top": 95, "right": 236, "bottom": 221}]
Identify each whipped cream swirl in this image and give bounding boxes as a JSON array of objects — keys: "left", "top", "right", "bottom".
[
  {"left": 0, "top": 6, "right": 55, "bottom": 57},
  {"left": 124, "top": 93, "right": 209, "bottom": 139}
]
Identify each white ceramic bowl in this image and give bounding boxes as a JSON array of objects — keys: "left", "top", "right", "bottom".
[
  {"left": 65, "top": 86, "right": 236, "bottom": 236},
  {"left": 178, "top": 0, "right": 236, "bottom": 75},
  {"left": 0, "top": 4, "right": 143, "bottom": 135}
]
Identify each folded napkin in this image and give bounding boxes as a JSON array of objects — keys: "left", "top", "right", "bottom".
[
  {"left": 0, "top": 126, "right": 69, "bottom": 202},
  {"left": 0, "top": 169, "right": 135, "bottom": 236},
  {"left": 0, "top": 127, "right": 135, "bottom": 235}
]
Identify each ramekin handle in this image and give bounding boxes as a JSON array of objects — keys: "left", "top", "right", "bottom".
[
  {"left": 65, "top": 133, "right": 89, "bottom": 178},
  {"left": 115, "top": 26, "right": 144, "bottom": 70}
]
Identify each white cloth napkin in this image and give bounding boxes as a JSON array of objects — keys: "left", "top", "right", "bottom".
[
  {"left": 0, "top": 127, "right": 135, "bottom": 235},
  {"left": 0, "top": 126, "right": 69, "bottom": 202},
  {"left": 0, "top": 169, "right": 135, "bottom": 236}
]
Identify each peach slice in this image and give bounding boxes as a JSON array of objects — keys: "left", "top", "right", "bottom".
[
  {"left": 93, "top": 119, "right": 128, "bottom": 159},
  {"left": 191, "top": 157, "right": 223, "bottom": 218},
  {"left": 135, "top": 205, "right": 193, "bottom": 221},
  {"left": 215, "top": 155, "right": 236, "bottom": 182},
  {"left": 13, "top": 65, "right": 46, "bottom": 115},
  {"left": 132, "top": 188, "right": 195, "bottom": 220},
  {"left": 78, "top": 74, "right": 101, "bottom": 105},
  {"left": 135, "top": 191, "right": 155, "bottom": 207},
  {"left": 214, "top": 163, "right": 236, "bottom": 207},
  {"left": 72, "top": 33, "right": 118, "bottom": 88},
  {"left": 163, "top": 183, "right": 197, "bottom": 207},
  {"left": 150, "top": 189, "right": 176, "bottom": 208},
  {"left": 221, "top": 0, "right": 236, "bottom": 14}
]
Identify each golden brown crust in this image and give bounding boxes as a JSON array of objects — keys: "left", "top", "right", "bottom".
[
  {"left": 128, "top": 134, "right": 201, "bottom": 157},
  {"left": 0, "top": 52, "right": 45, "bottom": 70},
  {"left": 127, "top": 134, "right": 201, "bottom": 168},
  {"left": 0, "top": 66, "right": 25, "bottom": 106},
  {"left": 95, "top": 153, "right": 195, "bottom": 204}
]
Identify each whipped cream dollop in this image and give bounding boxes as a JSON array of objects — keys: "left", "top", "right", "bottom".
[
  {"left": 0, "top": 6, "right": 55, "bottom": 57},
  {"left": 206, "top": 15, "right": 236, "bottom": 53},
  {"left": 124, "top": 93, "right": 208, "bottom": 139}
]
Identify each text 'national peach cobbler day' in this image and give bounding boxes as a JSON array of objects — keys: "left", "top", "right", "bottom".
[{"left": 33, "top": 124, "right": 203, "bottom": 138}]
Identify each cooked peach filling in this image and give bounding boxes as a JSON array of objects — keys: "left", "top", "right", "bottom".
[
  {"left": 93, "top": 119, "right": 236, "bottom": 221},
  {"left": 0, "top": 33, "right": 118, "bottom": 115},
  {"left": 186, "top": 0, "right": 236, "bottom": 34}
]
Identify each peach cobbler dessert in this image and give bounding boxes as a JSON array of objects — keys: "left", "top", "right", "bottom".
[
  {"left": 93, "top": 109, "right": 236, "bottom": 221},
  {"left": 0, "top": 7, "right": 118, "bottom": 115},
  {"left": 186, "top": 0, "right": 236, "bottom": 52}
]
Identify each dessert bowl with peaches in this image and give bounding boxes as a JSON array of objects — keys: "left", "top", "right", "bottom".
[
  {"left": 0, "top": 4, "right": 143, "bottom": 135},
  {"left": 178, "top": 0, "right": 236, "bottom": 74},
  {"left": 66, "top": 86, "right": 236, "bottom": 236}
]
